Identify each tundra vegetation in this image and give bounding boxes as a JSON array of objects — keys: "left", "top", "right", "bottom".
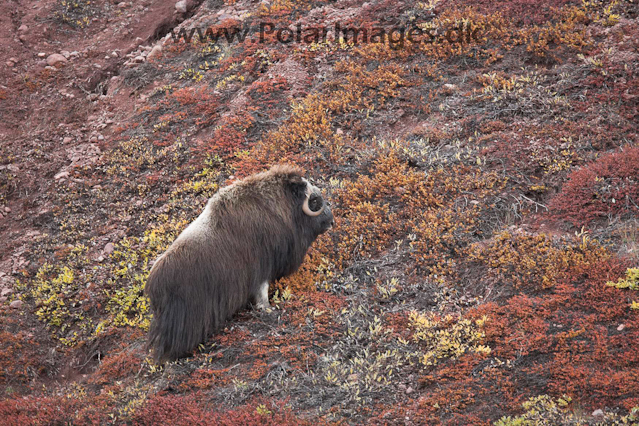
[{"left": 1, "top": 0, "right": 638, "bottom": 424}]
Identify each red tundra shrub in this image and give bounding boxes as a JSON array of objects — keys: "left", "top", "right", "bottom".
[
  {"left": 130, "top": 395, "right": 310, "bottom": 426},
  {"left": 0, "top": 395, "right": 109, "bottom": 426},
  {"left": 130, "top": 394, "right": 215, "bottom": 425},
  {"left": 551, "top": 146, "right": 639, "bottom": 227},
  {"left": 461, "top": 0, "right": 579, "bottom": 24}
]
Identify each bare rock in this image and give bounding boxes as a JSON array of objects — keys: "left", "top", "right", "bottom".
[
  {"left": 54, "top": 171, "right": 70, "bottom": 180},
  {"left": 1, "top": 288, "right": 13, "bottom": 297},
  {"left": 9, "top": 300, "right": 23, "bottom": 309},
  {"left": 46, "top": 53, "right": 68, "bottom": 67},
  {"left": 147, "top": 44, "right": 163, "bottom": 60},
  {"left": 175, "top": 0, "right": 187, "bottom": 13},
  {"left": 442, "top": 83, "right": 457, "bottom": 94},
  {"left": 103, "top": 242, "right": 115, "bottom": 255}
]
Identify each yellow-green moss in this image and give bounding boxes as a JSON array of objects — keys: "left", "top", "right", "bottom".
[{"left": 607, "top": 268, "right": 639, "bottom": 311}]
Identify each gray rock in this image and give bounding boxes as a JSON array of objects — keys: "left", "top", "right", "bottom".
[
  {"left": 54, "top": 171, "right": 70, "bottom": 180},
  {"left": 103, "top": 242, "right": 115, "bottom": 255},
  {"left": 147, "top": 44, "right": 163, "bottom": 60},
  {"left": 46, "top": 53, "right": 68, "bottom": 67},
  {"left": 175, "top": 0, "right": 187, "bottom": 13}
]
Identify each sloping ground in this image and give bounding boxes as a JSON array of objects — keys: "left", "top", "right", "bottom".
[{"left": 1, "top": 0, "right": 638, "bottom": 424}]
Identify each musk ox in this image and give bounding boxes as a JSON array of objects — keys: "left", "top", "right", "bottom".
[{"left": 145, "top": 165, "right": 333, "bottom": 363}]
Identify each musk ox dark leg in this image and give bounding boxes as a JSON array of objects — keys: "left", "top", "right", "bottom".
[{"left": 254, "top": 281, "right": 270, "bottom": 310}]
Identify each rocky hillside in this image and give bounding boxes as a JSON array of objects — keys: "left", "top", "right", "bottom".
[{"left": 1, "top": 0, "right": 638, "bottom": 424}]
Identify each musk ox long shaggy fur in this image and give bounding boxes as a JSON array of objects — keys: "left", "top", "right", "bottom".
[{"left": 145, "top": 165, "right": 333, "bottom": 363}]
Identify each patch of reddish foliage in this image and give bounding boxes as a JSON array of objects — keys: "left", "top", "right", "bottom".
[
  {"left": 0, "top": 394, "right": 111, "bottom": 426},
  {"left": 465, "top": 256, "right": 639, "bottom": 413},
  {"left": 0, "top": 316, "right": 54, "bottom": 390},
  {"left": 551, "top": 146, "right": 639, "bottom": 227},
  {"left": 378, "top": 256, "right": 639, "bottom": 423},
  {"left": 88, "top": 348, "right": 146, "bottom": 385},
  {"left": 130, "top": 395, "right": 311, "bottom": 426},
  {"left": 459, "top": 0, "right": 579, "bottom": 24}
]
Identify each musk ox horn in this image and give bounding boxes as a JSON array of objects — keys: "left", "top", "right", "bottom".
[{"left": 302, "top": 184, "right": 325, "bottom": 217}]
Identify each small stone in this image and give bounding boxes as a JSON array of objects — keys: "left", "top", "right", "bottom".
[
  {"left": 592, "top": 409, "right": 604, "bottom": 417},
  {"left": 61, "top": 51, "right": 70, "bottom": 58},
  {"left": 54, "top": 171, "right": 70, "bottom": 180},
  {"left": 1, "top": 288, "right": 13, "bottom": 297},
  {"left": 46, "top": 53, "right": 68, "bottom": 67},
  {"left": 4, "top": 207, "right": 10, "bottom": 213},
  {"left": 97, "top": 134, "right": 104, "bottom": 141},
  {"left": 147, "top": 44, "right": 162, "bottom": 60},
  {"left": 97, "top": 256, "right": 104, "bottom": 262},
  {"left": 103, "top": 242, "right": 115, "bottom": 255},
  {"left": 117, "top": 1, "right": 126, "bottom": 8},
  {"left": 405, "top": 387, "right": 414, "bottom": 395},
  {"left": 9, "top": 300, "right": 23, "bottom": 309},
  {"left": 63, "top": 137, "right": 73, "bottom": 143},
  {"left": 175, "top": 0, "right": 187, "bottom": 13},
  {"left": 133, "top": 55, "right": 145, "bottom": 63},
  {"left": 18, "top": 24, "right": 28, "bottom": 32},
  {"left": 617, "top": 324, "right": 625, "bottom": 331},
  {"left": 37, "top": 52, "right": 46, "bottom": 58},
  {"left": 6, "top": 60, "right": 15, "bottom": 67}
]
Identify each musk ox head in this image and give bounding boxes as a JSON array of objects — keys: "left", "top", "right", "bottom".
[{"left": 144, "top": 164, "right": 333, "bottom": 363}]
